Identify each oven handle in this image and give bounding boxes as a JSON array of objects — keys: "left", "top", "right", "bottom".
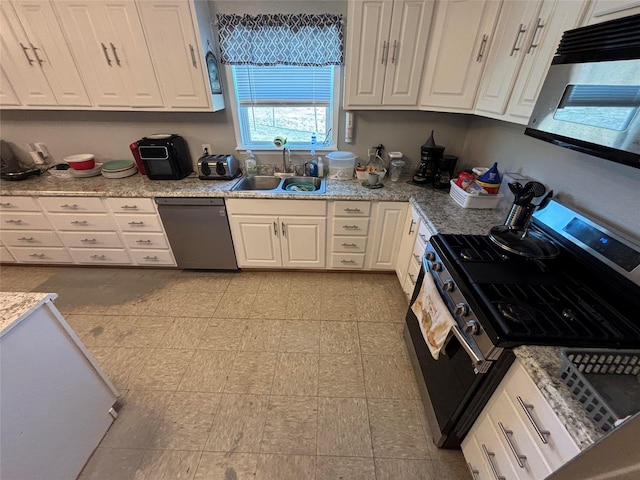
[{"left": 451, "top": 325, "right": 485, "bottom": 366}]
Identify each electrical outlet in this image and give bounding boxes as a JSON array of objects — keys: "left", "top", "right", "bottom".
[{"left": 201, "top": 144, "right": 211, "bottom": 156}]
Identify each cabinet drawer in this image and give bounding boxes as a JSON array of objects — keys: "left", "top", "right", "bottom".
[
  {"left": 1, "top": 213, "right": 53, "bottom": 230},
  {"left": 0, "top": 246, "right": 17, "bottom": 263},
  {"left": 466, "top": 417, "right": 519, "bottom": 480},
  {"left": 1, "top": 230, "right": 63, "bottom": 247},
  {"left": 106, "top": 197, "right": 156, "bottom": 213},
  {"left": 407, "top": 255, "right": 420, "bottom": 283},
  {"left": 416, "top": 221, "right": 432, "bottom": 246},
  {"left": 130, "top": 249, "right": 176, "bottom": 266},
  {"left": 0, "top": 196, "right": 41, "bottom": 211},
  {"left": 332, "top": 236, "right": 367, "bottom": 253},
  {"left": 58, "top": 231, "right": 124, "bottom": 248},
  {"left": 330, "top": 253, "right": 365, "bottom": 269},
  {"left": 9, "top": 247, "right": 73, "bottom": 264},
  {"left": 333, "top": 201, "right": 371, "bottom": 216},
  {"left": 39, "top": 196, "right": 106, "bottom": 213},
  {"left": 411, "top": 237, "right": 427, "bottom": 263},
  {"left": 122, "top": 232, "right": 170, "bottom": 250},
  {"left": 48, "top": 214, "right": 115, "bottom": 231},
  {"left": 113, "top": 214, "right": 164, "bottom": 232},
  {"left": 333, "top": 218, "right": 370, "bottom": 236},
  {"left": 402, "top": 275, "right": 416, "bottom": 300},
  {"left": 69, "top": 248, "right": 131, "bottom": 265}
]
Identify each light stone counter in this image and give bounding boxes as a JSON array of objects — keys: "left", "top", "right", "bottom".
[{"left": 0, "top": 292, "right": 57, "bottom": 336}]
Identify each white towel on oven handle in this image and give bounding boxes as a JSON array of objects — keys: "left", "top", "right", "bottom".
[{"left": 411, "top": 271, "right": 456, "bottom": 360}]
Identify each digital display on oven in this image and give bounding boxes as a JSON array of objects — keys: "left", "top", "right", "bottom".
[{"left": 564, "top": 218, "right": 640, "bottom": 272}]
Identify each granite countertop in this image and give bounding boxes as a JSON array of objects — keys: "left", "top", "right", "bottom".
[
  {"left": 0, "top": 292, "right": 57, "bottom": 336},
  {"left": 1, "top": 170, "right": 602, "bottom": 448}
]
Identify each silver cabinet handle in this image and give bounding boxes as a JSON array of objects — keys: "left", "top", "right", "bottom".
[
  {"left": 101, "top": 42, "right": 112, "bottom": 66},
  {"left": 61, "top": 204, "right": 79, "bottom": 209},
  {"left": 408, "top": 219, "right": 415, "bottom": 235},
  {"left": 128, "top": 221, "right": 144, "bottom": 225},
  {"left": 136, "top": 239, "right": 152, "bottom": 243},
  {"left": 413, "top": 253, "right": 420, "bottom": 262},
  {"left": 281, "top": 222, "right": 286, "bottom": 237},
  {"left": 340, "top": 259, "right": 356, "bottom": 264},
  {"left": 90, "top": 254, "right": 107, "bottom": 260},
  {"left": 391, "top": 39, "right": 398, "bottom": 64},
  {"left": 341, "top": 242, "right": 357, "bottom": 247},
  {"left": 189, "top": 44, "right": 197, "bottom": 67},
  {"left": 517, "top": 396, "right": 550, "bottom": 444},
  {"left": 482, "top": 444, "right": 506, "bottom": 480},
  {"left": 408, "top": 273, "right": 416, "bottom": 283},
  {"left": 31, "top": 44, "right": 44, "bottom": 65},
  {"left": 110, "top": 42, "right": 121, "bottom": 66},
  {"left": 510, "top": 23, "right": 526, "bottom": 56},
  {"left": 0, "top": 202, "right": 14, "bottom": 207},
  {"left": 467, "top": 463, "right": 480, "bottom": 480},
  {"left": 419, "top": 233, "right": 428, "bottom": 241},
  {"left": 20, "top": 43, "right": 35, "bottom": 65},
  {"left": 143, "top": 255, "right": 158, "bottom": 260},
  {"left": 381, "top": 40, "right": 389, "bottom": 65},
  {"left": 342, "top": 225, "right": 359, "bottom": 230},
  {"left": 5, "top": 219, "right": 24, "bottom": 224},
  {"left": 120, "top": 205, "right": 138, "bottom": 209},
  {"left": 29, "top": 253, "right": 46, "bottom": 258},
  {"left": 81, "top": 238, "right": 97, "bottom": 243},
  {"left": 476, "top": 34, "right": 488, "bottom": 62},
  {"left": 273, "top": 221, "right": 278, "bottom": 236},
  {"left": 344, "top": 207, "right": 361, "bottom": 213},
  {"left": 18, "top": 237, "right": 34, "bottom": 241},
  {"left": 499, "top": 422, "right": 527, "bottom": 468},
  {"left": 71, "top": 220, "right": 88, "bottom": 225},
  {"left": 527, "top": 18, "right": 544, "bottom": 54}
]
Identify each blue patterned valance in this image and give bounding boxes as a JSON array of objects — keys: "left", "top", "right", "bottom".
[{"left": 217, "top": 13, "right": 344, "bottom": 66}]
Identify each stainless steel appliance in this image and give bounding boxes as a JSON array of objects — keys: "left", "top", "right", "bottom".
[
  {"left": 197, "top": 154, "right": 241, "bottom": 180},
  {"left": 405, "top": 199, "right": 640, "bottom": 448},
  {"left": 525, "top": 14, "right": 640, "bottom": 169},
  {"left": 137, "top": 134, "right": 192, "bottom": 180},
  {"left": 155, "top": 198, "right": 238, "bottom": 270}
]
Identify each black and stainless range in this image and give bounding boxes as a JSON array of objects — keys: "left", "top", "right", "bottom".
[{"left": 405, "top": 199, "right": 640, "bottom": 449}]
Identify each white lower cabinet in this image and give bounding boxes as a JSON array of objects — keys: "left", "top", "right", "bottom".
[
  {"left": 395, "top": 204, "right": 433, "bottom": 299},
  {"left": 367, "top": 202, "right": 407, "bottom": 270},
  {"left": 462, "top": 359, "right": 580, "bottom": 480},
  {"left": 328, "top": 200, "right": 370, "bottom": 269},
  {"left": 9, "top": 247, "right": 73, "bottom": 264},
  {"left": 227, "top": 199, "right": 327, "bottom": 269},
  {"left": 68, "top": 248, "right": 130, "bottom": 265}
]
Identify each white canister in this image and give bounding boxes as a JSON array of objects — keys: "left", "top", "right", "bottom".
[{"left": 326, "top": 151, "right": 357, "bottom": 180}]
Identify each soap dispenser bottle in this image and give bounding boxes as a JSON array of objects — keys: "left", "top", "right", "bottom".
[{"left": 244, "top": 150, "right": 257, "bottom": 175}]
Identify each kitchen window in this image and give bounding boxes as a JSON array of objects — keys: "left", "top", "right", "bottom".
[{"left": 217, "top": 13, "right": 343, "bottom": 149}]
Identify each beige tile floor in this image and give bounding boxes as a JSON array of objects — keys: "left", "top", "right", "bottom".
[{"left": 0, "top": 265, "right": 470, "bottom": 480}]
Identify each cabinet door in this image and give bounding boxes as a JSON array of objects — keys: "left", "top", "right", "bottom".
[
  {"left": 55, "top": 0, "right": 162, "bottom": 108},
  {"left": 12, "top": 0, "right": 90, "bottom": 106},
  {"left": 382, "top": 0, "right": 435, "bottom": 106},
  {"left": 584, "top": 0, "right": 640, "bottom": 24},
  {"left": 367, "top": 202, "right": 407, "bottom": 270},
  {"left": 228, "top": 215, "right": 282, "bottom": 268},
  {"left": 137, "top": 0, "right": 209, "bottom": 109},
  {"left": 420, "top": 0, "right": 501, "bottom": 111},
  {"left": 506, "top": 0, "right": 586, "bottom": 122},
  {"left": 0, "top": 66, "right": 21, "bottom": 106},
  {"left": 395, "top": 205, "right": 420, "bottom": 282},
  {"left": 474, "top": 1, "right": 542, "bottom": 117},
  {"left": 280, "top": 216, "right": 326, "bottom": 269},
  {"left": 344, "top": 0, "right": 394, "bottom": 106}
]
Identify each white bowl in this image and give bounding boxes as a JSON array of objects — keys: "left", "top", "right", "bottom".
[{"left": 64, "top": 153, "right": 95, "bottom": 170}]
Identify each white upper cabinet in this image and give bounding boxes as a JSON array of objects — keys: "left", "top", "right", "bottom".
[
  {"left": 475, "top": 0, "right": 587, "bottom": 124},
  {"left": 0, "top": 0, "right": 90, "bottom": 107},
  {"left": 0, "top": 67, "right": 21, "bottom": 106},
  {"left": 54, "top": 0, "right": 163, "bottom": 108},
  {"left": 584, "top": 0, "right": 640, "bottom": 24},
  {"left": 420, "top": 0, "right": 502, "bottom": 112},
  {"left": 137, "top": 0, "right": 220, "bottom": 110},
  {"left": 344, "top": 0, "right": 435, "bottom": 108}
]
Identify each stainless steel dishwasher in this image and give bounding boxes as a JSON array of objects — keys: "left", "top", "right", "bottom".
[{"left": 155, "top": 197, "right": 238, "bottom": 270}]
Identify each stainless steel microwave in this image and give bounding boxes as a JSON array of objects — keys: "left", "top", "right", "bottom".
[{"left": 525, "top": 14, "right": 640, "bottom": 170}]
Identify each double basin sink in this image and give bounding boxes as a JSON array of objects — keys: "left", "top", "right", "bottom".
[{"left": 231, "top": 176, "right": 326, "bottom": 194}]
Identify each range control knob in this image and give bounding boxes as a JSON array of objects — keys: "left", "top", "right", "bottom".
[
  {"left": 425, "top": 251, "right": 436, "bottom": 261},
  {"left": 442, "top": 280, "right": 455, "bottom": 292},
  {"left": 464, "top": 319, "right": 481, "bottom": 335},
  {"left": 454, "top": 302, "right": 469, "bottom": 316},
  {"left": 431, "top": 262, "right": 442, "bottom": 272}
]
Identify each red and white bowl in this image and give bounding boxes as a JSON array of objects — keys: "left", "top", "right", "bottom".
[{"left": 64, "top": 154, "right": 95, "bottom": 170}]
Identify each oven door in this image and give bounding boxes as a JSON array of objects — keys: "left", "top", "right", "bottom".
[{"left": 405, "top": 258, "right": 514, "bottom": 448}]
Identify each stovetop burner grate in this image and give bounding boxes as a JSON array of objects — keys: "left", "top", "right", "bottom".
[{"left": 441, "top": 234, "right": 511, "bottom": 262}]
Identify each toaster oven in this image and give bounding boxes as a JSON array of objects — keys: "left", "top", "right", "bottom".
[{"left": 137, "top": 134, "right": 192, "bottom": 180}]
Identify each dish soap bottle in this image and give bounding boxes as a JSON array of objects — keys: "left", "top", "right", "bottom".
[
  {"left": 244, "top": 149, "right": 257, "bottom": 175},
  {"left": 308, "top": 150, "right": 318, "bottom": 177}
]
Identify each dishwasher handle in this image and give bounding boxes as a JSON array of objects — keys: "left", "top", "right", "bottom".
[{"left": 155, "top": 197, "right": 225, "bottom": 206}]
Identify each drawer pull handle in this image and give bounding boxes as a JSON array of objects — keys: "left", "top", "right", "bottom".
[
  {"left": 143, "top": 256, "right": 158, "bottom": 260},
  {"left": 499, "top": 422, "right": 527, "bottom": 468},
  {"left": 18, "top": 237, "right": 35, "bottom": 241},
  {"left": 517, "top": 396, "right": 550, "bottom": 444},
  {"left": 71, "top": 220, "right": 88, "bottom": 225},
  {"left": 81, "top": 238, "right": 97, "bottom": 243},
  {"left": 281, "top": 222, "right": 286, "bottom": 237},
  {"left": 467, "top": 463, "right": 480, "bottom": 480},
  {"left": 61, "top": 204, "right": 79, "bottom": 209},
  {"left": 136, "top": 239, "right": 153, "bottom": 243},
  {"left": 419, "top": 233, "right": 428, "bottom": 241},
  {"left": 121, "top": 205, "right": 138, "bottom": 209},
  {"left": 408, "top": 273, "right": 416, "bottom": 283},
  {"left": 408, "top": 219, "right": 416, "bottom": 235},
  {"left": 90, "top": 255, "right": 107, "bottom": 260},
  {"left": 189, "top": 44, "right": 197, "bottom": 67},
  {"left": 413, "top": 253, "right": 420, "bottom": 261},
  {"left": 128, "top": 221, "right": 145, "bottom": 225},
  {"left": 0, "top": 202, "right": 14, "bottom": 207},
  {"left": 5, "top": 219, "right": 24, "bottom": 224},
  {"left": 29, "top": 253, "right": 46, "bottom": 258},
  {"left": 273, "top": 221, "right": 278, "bottom": 236},
  {"left": 476, "top": 34, "right": 488, "bottom": 62},
  {"left": 482, "top": 444, "right": 506, "bottom": 480},
  {"left": 340, "top": 259, "right": 356, "bottom": 264},
  {"left": 344, "top": 207, "right": 361, "bottom": 213},
  {"left": 341, "top": 242, "right": 358, "bottom": 247},
  {"left": 342, "top": 225, "right": 359, "bottom": 230}
]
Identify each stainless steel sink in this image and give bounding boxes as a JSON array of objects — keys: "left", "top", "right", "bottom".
[{"left": 231, "top": 175, "right": 325, "bottom": 194}]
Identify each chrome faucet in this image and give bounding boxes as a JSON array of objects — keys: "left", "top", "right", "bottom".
[{"left": 282, "top": 147, "right": 290, "bottom": 173}]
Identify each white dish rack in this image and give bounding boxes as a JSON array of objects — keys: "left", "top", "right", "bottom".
[{"left": 449, "top": 180, "right": 500, "bottom": 209}]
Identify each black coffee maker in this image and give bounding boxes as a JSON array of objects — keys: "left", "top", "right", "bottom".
[
  {"left": 413, "top": 130, "right": 444, "bottom": 184},
  {"left": 432, "top": 155, "right": 458, "bottom": 189}
]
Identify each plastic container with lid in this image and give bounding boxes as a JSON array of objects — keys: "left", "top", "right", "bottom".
[
  {"left": 388, "top": 152, "right": 405, "bottom": 182},
  {"left": 326, "top": 151, "right": 357, "bottom": 180}
]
